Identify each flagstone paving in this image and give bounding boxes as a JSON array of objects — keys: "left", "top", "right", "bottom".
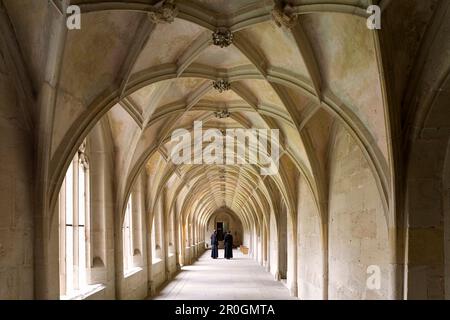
[{"left": 152, "top": 250, "right": 295, "bottom": 300}]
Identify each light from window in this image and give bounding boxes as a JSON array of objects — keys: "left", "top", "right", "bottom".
[
  {"left": 123, "top": 195, "right": 133, "bottom": 272},
  {"left": 59, "top": 143, "right": 90, "bottom": 298},
  {"left": 151, "top": 208, "right": 163, "bottom": 261}
]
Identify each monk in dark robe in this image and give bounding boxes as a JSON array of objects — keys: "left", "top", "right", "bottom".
[
  {"left": 224, "top": 231, "right": 233, "bottom": 259},
  {"left": 211, "top": 230, "right": 218, "bottom": 259}
]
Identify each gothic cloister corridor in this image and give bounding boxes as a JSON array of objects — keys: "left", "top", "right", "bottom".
[
  {"left": 0, "top": 0, "right": 450, "bottom": 302},
  {"left": 152, "top": 250, "right": 293, "bottom": 300}
]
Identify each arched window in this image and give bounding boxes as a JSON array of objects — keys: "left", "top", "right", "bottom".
[
  {"left": 59, "top": 141, "right": 90, "bottom": 298},
  {"left": 151, "top": 214, "right": 159, "bottom": 261},
  {"left": 168, "top": 209, "right": 175, "bottom": 256},
  {"left": 151, "top": 199, "right": 163, "bottom": 262},
  {"left": 123, "top": 195, "right": 133, "bottom": 272}
]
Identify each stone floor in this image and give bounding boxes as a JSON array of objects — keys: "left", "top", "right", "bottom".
[{"left": 152, "top": 249, "right": 295, "bottom": 300}]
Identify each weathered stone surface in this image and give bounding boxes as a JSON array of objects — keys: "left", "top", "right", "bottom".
[
  {"left": 0, "top": 63, "right": 34, "bottom": 300},
  {"left": 328, "top": 126, "right": 392, "bottom": 300}
]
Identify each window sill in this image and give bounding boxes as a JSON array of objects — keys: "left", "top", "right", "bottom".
[
  {"left": 124, "top": 267, "right": 143, "bottom": 279},
  {"left": 61, "top": 284, "right": 106, "bottom": 301},
  {"left": 152, "top": 258, "right": 163, "bottom": 265}
]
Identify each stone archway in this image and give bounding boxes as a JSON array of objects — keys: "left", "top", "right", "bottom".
[{"left": 206, "top": 208, "right": 244, "bottom": 249}]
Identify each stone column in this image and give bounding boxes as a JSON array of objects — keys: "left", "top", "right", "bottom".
[
  {"left": 34, "top": 3, "right": 68, "bottom": 299},
  {"left": 287, "top": 210, "right": 298, "bottom": 297}
]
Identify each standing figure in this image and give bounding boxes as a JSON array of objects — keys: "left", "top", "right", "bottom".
[
  {"left": 224, "top": 231, "right": 233, "bottom": 259},
  {"left": 211, "top": 230, "right": 219, "bottom": 259}
]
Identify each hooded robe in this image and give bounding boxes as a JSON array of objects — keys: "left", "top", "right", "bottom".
[
  {"left": 224, "top": 232, "right": 233, "bottom": 259},
  {"left": 211, "top": 232, "right": 219, "bottom": 259}
]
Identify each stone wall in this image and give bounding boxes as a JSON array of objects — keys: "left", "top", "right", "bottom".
[
  {"left": 269, "top": 213, "right": 278, "bottom": 279},
  {"left": 328, "top": 126, "right": 392, "bottom": 299},
  {"left": 167, "top": 254, "right": 177, "bottom": 278},
  {"left": 0, "top": 55, "right": 34, "bottom": 299},
  {"left": 122, "top": 268, "right": 148, "bottom": 300},
  {"left": 297, "top": 176, "right": 324, "bottom": 299},
  {"left": 278, "top": 202, "right": 287, "bottom": 280},
  {"left": 151, "top": 259, "right": 166, "bottom": 294},
  {"left": 406, "top": 137, "right": 447, "bottom": 299}
]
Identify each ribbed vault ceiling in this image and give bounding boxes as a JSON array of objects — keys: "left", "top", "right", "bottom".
[{"left": 3, "top": 0, "right": 392, "bottom": 230}]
